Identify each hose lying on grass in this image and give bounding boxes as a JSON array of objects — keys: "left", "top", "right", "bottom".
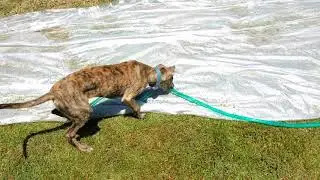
[{"left": 90, "top": 88, "right": 320, "bottom": 128}]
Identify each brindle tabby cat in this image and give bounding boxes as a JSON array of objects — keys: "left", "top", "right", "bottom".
[{"left": 0, "top": 60, "right": 175, "bottom": 152}]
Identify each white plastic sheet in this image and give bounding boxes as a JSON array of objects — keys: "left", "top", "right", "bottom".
[{"left": 0, "top": 0, "right": 320, "bottom": 124}]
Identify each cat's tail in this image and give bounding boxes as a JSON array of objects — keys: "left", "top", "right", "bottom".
[{"left": 0, "top": 93, "right": 54, "bottom": 109}]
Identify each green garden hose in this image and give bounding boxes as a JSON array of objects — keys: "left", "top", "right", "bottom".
[{"left": 90, "top": 88, "right": 320, "bottom": 128}]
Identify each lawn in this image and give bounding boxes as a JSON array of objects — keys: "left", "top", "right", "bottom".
[
  {"left": 0, "top": 0, "right": 112, "bottom": 16},
  {"left": 1, "top": 113, "right": 319, "bottom": 179},
  {"left": 1, "top": 0, "right": 320, "bottom": 179}
]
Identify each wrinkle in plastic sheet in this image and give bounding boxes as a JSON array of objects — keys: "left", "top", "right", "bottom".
[{"left": 0, "top": 0, "right": 320, "bottom": 124}]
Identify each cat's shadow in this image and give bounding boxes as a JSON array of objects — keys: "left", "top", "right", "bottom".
[{"left": 23, "top": 88, "right": 167, "bottom": 158}]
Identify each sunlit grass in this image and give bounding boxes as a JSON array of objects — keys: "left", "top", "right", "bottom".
[
  {"left": 0, "top": 113, "right": 319, "bottom": 179},
  {"left": 0, "top": 0, "right": 112, "bottom": 17}
]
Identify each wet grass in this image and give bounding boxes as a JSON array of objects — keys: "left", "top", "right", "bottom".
[{"left": 0, "top": 113, "right": 319, "bottom": 179}]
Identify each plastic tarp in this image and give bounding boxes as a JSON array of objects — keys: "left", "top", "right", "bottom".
[{"left": 0, "top": 0, "right": 319, "bottom": 125}]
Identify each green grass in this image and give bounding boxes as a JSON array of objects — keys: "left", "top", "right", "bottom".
[
  {"left": 0, "top": 0, "right": 112, "bottom": 17},
  {"left": 0, "top": 113, "right": 319, "bottom": 179}
]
